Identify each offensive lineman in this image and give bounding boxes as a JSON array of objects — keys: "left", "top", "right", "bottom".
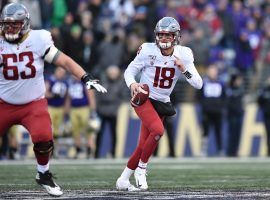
[
  {"left": 116, "top": 17, "right": 203, "bottom": 191},
  {"left": 0, "top": 3, "right": 107, "bottom": 196}
]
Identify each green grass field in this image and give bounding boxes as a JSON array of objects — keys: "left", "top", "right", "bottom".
[{"left": 1, "top": 157, "right": 270, "bottom": 199}]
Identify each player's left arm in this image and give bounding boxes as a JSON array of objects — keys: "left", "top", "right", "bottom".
[
  {"left": 174, "top": 48, "right": 203, "bottom": 89},
  {"left": 43, "top": 46, "right": 107, "bottom": 93},
  {"left": 39, "top": 30, "right": 106, "bottom": 93}
]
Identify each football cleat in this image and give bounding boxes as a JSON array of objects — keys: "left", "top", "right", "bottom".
[
  {"left": 134, "top": 167, "right": 148, "bottom": 190},
  {"left": 35, "top": 171, "right": 63, "bottom": 196},
  {"left": 116, "top": 177, "right": 140, "bottom": 191}
]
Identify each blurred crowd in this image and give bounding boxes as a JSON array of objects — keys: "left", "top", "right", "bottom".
[{"left": 1, "top": 0, "right": 270, "bottom": 160}]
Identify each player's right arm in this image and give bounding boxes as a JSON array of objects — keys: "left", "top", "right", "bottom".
[{"left": 124, "top": 44, "right": 147, "bottom": 97}]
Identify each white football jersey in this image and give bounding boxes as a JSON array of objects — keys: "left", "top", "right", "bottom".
[
  {"left": 0, "top": 30, "right": 54, "bottom": 105},
  {"left": 124, "top": 43, "right": 203, "bottom": 103}
]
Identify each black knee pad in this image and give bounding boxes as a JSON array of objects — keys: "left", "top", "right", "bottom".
[{"left": 33, "top": 140, "right": 54, "bottom": 156}]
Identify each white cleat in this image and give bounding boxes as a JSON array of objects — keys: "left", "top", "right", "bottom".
[
  {"left": 134, "top": 167, "right": 148, "bottom": 190},
  {"left": 116, "top": 177, "right": 140, "bottom": 191}
]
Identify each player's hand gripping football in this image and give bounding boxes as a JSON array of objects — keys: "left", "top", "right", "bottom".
[
  {"left": 130, "top": 82, "right": 145, "bottom": 97},
  {"left": 81, "top": 73, "right": 107, "bottom": 93},
  {"left": 173, "top": 55, "right": 186, "bottom": 73},
  {"left": 130, "top": 82, "right": 149, "bottom": 107}
]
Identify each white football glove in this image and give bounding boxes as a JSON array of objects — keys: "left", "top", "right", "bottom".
[
  {"left": 86, "top": 80, "right": 107, "bottom": 93},
  {"left": 81, "top": 73, "right": 107, "bottom": 93}
]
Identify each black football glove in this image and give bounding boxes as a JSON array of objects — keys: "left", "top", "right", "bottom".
[{"left": 81, "top": 73, "right": 107, "bottom": 93}]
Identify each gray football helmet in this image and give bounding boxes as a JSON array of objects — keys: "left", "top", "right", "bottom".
[
  {"left": 0, "top": 3, "right": 30, "bottom": 42},
  {"left": 154, "top": 17, "right": 181, "bottom": 49}
]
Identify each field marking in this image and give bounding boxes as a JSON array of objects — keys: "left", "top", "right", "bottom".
[
  {"left": 1, "top": 157, "right": 270, "bottom": 166},
  {"left": 1, "top": 190, "right": 270, "bottom": 200}
]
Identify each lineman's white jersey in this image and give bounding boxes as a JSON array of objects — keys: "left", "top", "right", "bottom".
[
  {"left": 124, "top": 43, "right": 203, "bottom": 103},
  {"left": 0, "top": 30, "right": 54, "bottom": 105}
]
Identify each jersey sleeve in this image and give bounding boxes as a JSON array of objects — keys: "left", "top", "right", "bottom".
[
  {"left": 182, "top": 47, "right": 203, "bottom": 89},
  {"left": 37, "top": 30, "right": 54, "bottom": 58},
  {"left": 124, "top": 43, "right": 147, "bottom": 88}
]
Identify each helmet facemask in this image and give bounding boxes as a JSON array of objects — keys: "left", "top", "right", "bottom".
[
  {"left": 0, "top": 3, "right": 30, "bottom": 42},
  {"left": 155, "top": 32, "right": 180, "bottom": 49},
  {"left": 2, "top": 21, "right": 24, "bottom": 41},
  {"left": 154, "top": 17, "right": 181, "bottom": 50}
]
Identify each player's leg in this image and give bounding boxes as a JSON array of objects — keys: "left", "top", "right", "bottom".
[
  {"left": 116, "top": 124, "right": 149, "bottom": 191},
  {"left": 133, "top": 100, "right": 165, "bottom": 190},
  {"left": 0, "top": 102, "right": 16, "bottom": 137},
  {"left": 0, "top": 102, "right": 18, "bottom": 159},
  {"left": 117, "top": 100, "right": 164, "bottom": 191},
  {"left": 21, "top": 99, "right": 63, "bottom": 196}
]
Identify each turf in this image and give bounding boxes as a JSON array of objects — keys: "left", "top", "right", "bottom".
[{"left": 1, "top": 158, "right": 270, "bottom": 199}]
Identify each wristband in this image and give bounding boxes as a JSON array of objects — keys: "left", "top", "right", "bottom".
[
  {"left": 81, "top": 73, "right": 93, "bottom": 83},
  {"left": 182, "top": 70, "right": 192, "bottom": 79}
]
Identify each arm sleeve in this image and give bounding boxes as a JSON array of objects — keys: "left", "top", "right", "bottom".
[
  {"left": 124, "top": 44, "right": 146, "bottom": 88},
  {"left": 183, "top": 48, "right": 203, "bottom": 89}
]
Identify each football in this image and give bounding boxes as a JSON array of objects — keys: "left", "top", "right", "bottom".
[{"left": 130, "top": 84, "right": 150, "bottom": 107}]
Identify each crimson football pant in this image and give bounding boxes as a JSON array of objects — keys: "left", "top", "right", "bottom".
[
  {"left": 0, "top": 98, "right": 53, "bottom": 165},
  {"left": 127, "top": 99, "right": 164, "bottom": 170}
]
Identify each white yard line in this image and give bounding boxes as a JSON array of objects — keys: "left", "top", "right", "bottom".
[{"left": 1, "top": 157, "right": 270, "bottom": 165}]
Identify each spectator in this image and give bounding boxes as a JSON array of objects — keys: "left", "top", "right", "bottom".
[
  {"left": 67, "top": 76, "right": 97, "bottom": 159},
  {"left": 51, "top": 0, "right": 67, "bottom": 26},
  {"left": 81, "top": 30, "right": 98, "bottom": 73},
  {"left": 187, "top": 27, "right": 211, "bottom": 72},
  {"left": 94, "top": 28, "right": 126, "bottom": 77},
  {"left": 198, "top": 64, "right": 226, "bottom": 156},
  {"left": 226, "top": 73, "right": 244, "bottom": 157},
  {"left": 38, "top": 0, "right": 53, "bottom": 29},
  {"left": 216, "top": 0, "right": 234, "bottom": 48},
  {"left": 234, "top": 30, "right": 254, "bottom": 76},
  {"left": 65, "top": 25, "right": 84, "bottom": 66},
  {"left": 45, "top": 66, "right": 68, "bottom": 158},
  {"left": 257, "top": 23, "right": 270, "bottom": 84},
  {"left": 95, "top": 65, "right": 126, "bottom": 158},
  {"left": 257, "top": 76, "right": 270, "bottom": 156}
]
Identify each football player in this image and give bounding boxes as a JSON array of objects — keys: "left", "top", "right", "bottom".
[
  {"left": 116, "top": 17, "right": 203, "bottom": 191},
  {"left": 0, "top": 3, "right": 107, "bottom": 197}
]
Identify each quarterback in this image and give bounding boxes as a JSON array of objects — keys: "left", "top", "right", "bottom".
[
  {"left": 0, "top": 3, "right": 106, "bottom": 196},
  {"left": 116, "top": 17, "right": 203, "bottom": 191}
]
